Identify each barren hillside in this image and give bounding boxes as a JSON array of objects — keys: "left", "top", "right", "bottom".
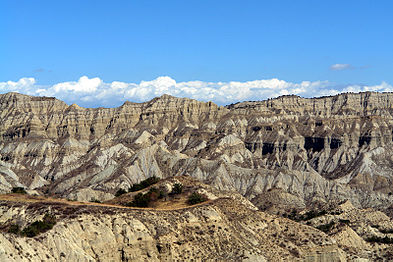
[
  {"left": 2, "top": 92, "right": 393, "bottom": 260},
  {"left": 1, "top": 92, "right": 393, "bottom": 209}
]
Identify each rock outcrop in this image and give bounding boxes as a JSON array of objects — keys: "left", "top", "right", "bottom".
[
  {"left": 0, "top": 195, "right": 345, "bottom": 261},
  {"left": 1, "top": 91, "right": 393, "bottom": 211},
  {"left": 2, "top": 91, "right": 393, "bottom": 260}
]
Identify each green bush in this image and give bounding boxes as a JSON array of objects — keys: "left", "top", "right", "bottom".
[
  {"left": 90, "top": 198, "right": 101, "bottom": 203},
  {"left": 11, "top": 187, "right": 27, "bottom": 194},
  {"left": 128, "top": 193, "right": 151, "bottom": 207},
  {"left": 21, "top": 214, "right": 57, "bottom": 237},
  {"left": 339, "top": 219, "right": 350, "bottom": 225},
  {"left": 187, "top": 192, "right": 207, "bottom": 205},
  {"left": 286, "top": 209, "right": 299, "bottom": 221},
  {"left": 316, "top": 221, "right": 335, "bottom": 233},
  {"left": 8, "top": 224, "right": 21, "bottom": 235},
  {"left": 115, "top": 188, "right": 127, "bottom": 197},
  {"left": 171, "top": 183, "right": 183, "bottom": 195},
  {"left": 298, "top": 210, "right": 327, "bottom": 221},
  {"left": 158, "top": 190, "right": 166, "bottom": 199},
  {"left": 126, "top": 187, "right": 166, "bottom": 208},
  {"left": 129, "top": 176, "right": 160, "bottom": 192},
  {"left": 148, "top": 187, "right": 166, "bottom": 199},
  {"left": 366, "top": 235, "right": 393, "bottom": 244}
]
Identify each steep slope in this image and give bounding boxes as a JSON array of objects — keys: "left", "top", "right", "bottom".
[
  {"left": 1, "top": 92, "right": 393, "bottom": 212},
  {"left": 0, "top": 195, "right": 346, "bottom": 261}
]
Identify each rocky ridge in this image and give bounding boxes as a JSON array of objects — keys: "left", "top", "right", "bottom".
[
  {"left": 2, "top": 91, "right": 393, "bottom": 260},
  {"left": 2, "top": 177, "right": 393, "bottom": 261},
  {"left": 0, "top": 186, "right": 346, "bottom": 261},
  {"left": 1, "top": 92, "right": 393, "bottom": 211}
]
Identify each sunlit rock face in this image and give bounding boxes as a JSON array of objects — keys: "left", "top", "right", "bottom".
[
  {"left": 1, "top": 91, "right": 393, "bottom": 210},
  {"left": 0, "top": 196, "right": 347, "bottom": 262}
]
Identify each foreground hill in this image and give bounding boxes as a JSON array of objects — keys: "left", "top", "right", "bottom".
[
  {"left": 3, "top": 177, "right": 393, "bottom": 261},
  {"left": 0, "top": 179, "right": 346, "bottom": 261}
]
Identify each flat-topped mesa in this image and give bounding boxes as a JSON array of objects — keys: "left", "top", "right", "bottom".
[
  {"left": 0, "top": 92, "right": 56, "bottom": 102},
  {"left": 137, "top": 94, "right": 224, "bottom": 114},
  {"left": 0, "top": 93, "right": 227, "bottom": 141},
  {"left": 0, "top": 92, "right": 68, "bottom": 113},
  {"left": 138, "top": 94, "right": 227, "bottom": 123},
  {"left": 0, "top": 93, "right": 70, "bottom": 140},
  {"left": 227, "top": 92, "right": 393, "bottom": 117},
  {"left": 97, "top": 94, "right": 227, "bottom": 131}
]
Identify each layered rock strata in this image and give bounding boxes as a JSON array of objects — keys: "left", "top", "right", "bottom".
[
  {"left": 1, "top": 92, "right": 393, "bottom": 211},
  {"left": 0, "top": 197, "right": 345, "bottom": 261}
]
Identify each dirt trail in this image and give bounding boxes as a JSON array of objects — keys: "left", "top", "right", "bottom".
[{"left": 0, "top": 194, "right": 214, "bottom": 211}]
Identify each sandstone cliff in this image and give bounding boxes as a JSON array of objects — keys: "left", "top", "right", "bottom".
[
  {"left": 2, "top": 91, "right": 393, "bottom": 261},
  {"left": 1, "top": 92, "right": 393, "bottom": 211}
]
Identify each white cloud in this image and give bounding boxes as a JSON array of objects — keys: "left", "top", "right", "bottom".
[
  {"left": 330, "top": 63, "right": 352, "bottom": 71},
  {"left": 0, "top": 76, "right": 392, "bottom": 107},
  {"left": 342, "top": 81, "right": 393, "bottom": 93},
  {"left": 0, "top": 78, "right": 36, "bottom": 92},
  {"left": 52, "top": 76, "right": 102, "bottom": 93}
]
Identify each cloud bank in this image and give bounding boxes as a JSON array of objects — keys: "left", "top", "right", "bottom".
[{"left": 1, "top": 76, "right": 392, "bottom": 107}]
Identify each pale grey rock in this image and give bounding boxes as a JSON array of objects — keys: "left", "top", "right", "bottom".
[
  {"left": 0, "top": 197, "right": 345, "bottom": 261},
  {"left": 1, "top": 91, "right": 393, "bottom": 212}
]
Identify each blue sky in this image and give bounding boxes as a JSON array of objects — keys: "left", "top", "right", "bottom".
[{"left": 1, "top": 0, "right": 393, "bottom": 107}]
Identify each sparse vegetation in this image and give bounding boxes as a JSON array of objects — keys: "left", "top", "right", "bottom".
[
  {"left": 7, "top": 214, "right": 57, "bottom": 237},
  {"left": 90, "top": 198, "right": 101, "bottom": 203},
  {"left": 187, "top": 192, "right": 207, "bottom": 205},
  {"left": 11, "top": 187, "right": 27, "bottom": 194},
  {"left": 171, "top": 183, "right": 183, "bottom": 195},
  {"left": 7, "top": 224, "right": 21, "bottom": 234},
  {"left": 284, "top": 209, "right": 328, "bottom": 222},
  {"left": 366, "top": 235, "right": 393, "bottom": 244},
  {"left": 298, "top": 210, "right": 327, "bottom": 221},
  {"left": 316, "top": 221, "right": 335, "bottom": 233},
  {"left": 21, "top": 213, "right": 57, "bottom": 237},
  {"left": 339, "top": 219, "right": 350, "bottom": 225},
  {"left": 369, "top": 224, "right": 393, "bottom": 234},
  {"left": 115, "top": 188, "right": 127, "bottom": 197},
  {"left": 129, "top": 176, "right": 160, "bottom": 192},
  {"left": 148, "top": 187, "right": 166, "bottom": 199},
  {"left": 126, "top": 187, "right": 165, "bottom": 208},
  {"left": 129, "top": 192, "right": 151, "bottom": 207},
  {"left": 285, "top": 209, "right": 299, "bottom": 221}
]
